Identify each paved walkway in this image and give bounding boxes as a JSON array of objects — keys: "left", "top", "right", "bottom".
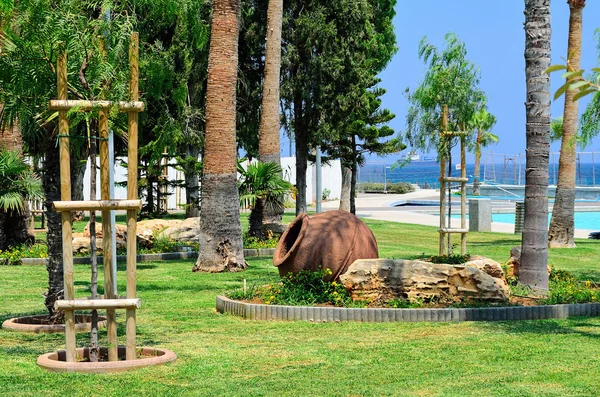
[{"left": 318, "top": 189, "right": 595, "bottom": 239}]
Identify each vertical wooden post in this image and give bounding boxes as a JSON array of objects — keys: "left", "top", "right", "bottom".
[
  {"left": 99, "top": 108, "right": 118, "bottom": 361},
  {"left": 57, "top": 45, "right": 76, "bottom": 363},
  {"left": 126, "top": 32, "right": 139, "bottom": 361},
  {"left": 460, "top": 123, "right": 467, "bottom": 255},
  {"left": 439, "top": 105, "right": 448, "bottom": 255}
]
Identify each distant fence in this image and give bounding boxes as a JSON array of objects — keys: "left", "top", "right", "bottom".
[{"left": 360, "top": 151, "right": 600, "bottom": 189}]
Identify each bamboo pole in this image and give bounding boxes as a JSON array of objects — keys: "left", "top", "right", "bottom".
[
  {"left": 49, "top": 100, "right": 144, "bottom": 112},
  {"left": 126, "top": 32, "right": 140, "bottom": 361},
  {"left": 55, "top": 299, "right": 141, "bottom": 311},
  {"left": 439, "top": 105, "right": 448, "bottom": 255},
  {"left": 53, "top": 200, "right": 142, "bottom": 211},
  {"left": 460, "top": 123, "right": 467, "bottom": 256},
  {"left": 57, "top": 45, "right": 76, "bottom": 363},
  {"left": 99, "top": 108, "right": 118, "bottom": 361}
]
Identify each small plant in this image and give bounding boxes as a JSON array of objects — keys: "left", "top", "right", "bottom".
[
  {"left": 0, "top": 243, "right": 48, "bottom": 265},
  {"left": 226, "top": 269, "right": 354, "bottom": 307},
  {"left": 321, "top": 188, "right": 331, "bottom": 201},
  {"left": 542, "top": 267, "right": 600, "bottom": 305},
  {"left": 227, "top": 283, "right": 260, "bottom": 301},
  {"left": 427, "top": 253, "right": 471, "bottom": 264},
  {"left": 388, "top": 298, "right": 424, "bottom": 308},
  {"left": 261, "top": 269, "right": 353, "bottom": 307},
  {"left": 549, "top": 266, "right": 575, "bottom": 283},
  {"left": 243, "top": 234, "right": 279, "bottom": 249}
]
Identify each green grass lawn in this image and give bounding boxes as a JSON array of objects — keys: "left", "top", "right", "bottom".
[{"left": 2, "top": 218, "right": 600, "bottom": 396}]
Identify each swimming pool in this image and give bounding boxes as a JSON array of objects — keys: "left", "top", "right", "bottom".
[{"left": 453, "top": 212, "right": 600, "bottom": 230}]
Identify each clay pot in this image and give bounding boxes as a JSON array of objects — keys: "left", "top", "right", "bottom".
[{"left": 273, "top": 210, "right": 378, "bottom": 280}]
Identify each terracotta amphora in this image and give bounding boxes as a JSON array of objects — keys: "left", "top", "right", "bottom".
[{"left": 273, "top": 210, "right": 378, "bottom": 280}]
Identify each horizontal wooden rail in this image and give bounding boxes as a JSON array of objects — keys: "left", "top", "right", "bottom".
[
  {"left": 438, "top": 228, "right": 469, "bottom": 234},
  {"left": 55, "top": 298, "right": 141, "bottom": 311},
  {"left": 49, "top": 100, "right": 145, "bottom": 112},
  {"left": 53, "top": 200, "right": 142, "bottom": 212},
  {"left": 439, "top": 177, "right": 468, "bottom": 183}
]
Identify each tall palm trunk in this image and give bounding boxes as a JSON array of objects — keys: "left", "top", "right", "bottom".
[
  {"left": 473, "top": 130, "right": 482, "bottom": 195},
  {"left": 258, "top": 0, "right": 283, "bottom": 166},
  {"left": 0, "top": 112, "right": 23, "bottom": 155},
  {"left": 193, "top": 0, "right": 246, "bottom": 273},
  {"left": 258, "top": 0, "right": 283, "bottom": 224},
  {"left": 339, "top": 165, "right": 352, "bottom": 212},
  {"left": 548, "top": 0, "right": 585, "bottom": 248},
  {"left": 521, "top": 0, "right": 551, "bottom": 291},
  {"left": 43, "top": 128, "right": 64, "bottom": 316}
]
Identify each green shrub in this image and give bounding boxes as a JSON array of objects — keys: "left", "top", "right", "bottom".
[
  {"left": 549, "top": 266, "right": 576, "bottom": 283},
  {"left": 542, "top": 268, "right": 600, "bottom": 305},
  {"left": 427, "top": 253, "right": 471, "bottom": 264},
  {"left": 243, "top": 233, "right": 279, "bottom": 249},
  {"left": 0, "top": 243, "right": 47, "bottom": 265},
  {"left": 226, "top": 269, "right": 353, "bottom": 307},
  {"left": 322, "top": 188, "right": 331, "bottom": 201},
  {"left": 262, "top": 269, "right": 352, "bottom": 307},
  {"left": 388, "top": 298, "right": 424, "bottom": 308},
  {"left": 359, "top": 182, "right": 415, "bottom": 194}
]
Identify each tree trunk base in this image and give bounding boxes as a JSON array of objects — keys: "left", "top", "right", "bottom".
[{"left": 194, "top": 173, "right": 246, "bottom": 273}]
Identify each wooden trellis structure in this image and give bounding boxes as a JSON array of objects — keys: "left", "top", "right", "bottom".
[
  {"left": 51, "top": 33, "right": 142, "bottom": 363},
  {"left": 438, "top": 104, "right": 468, "bottom": 256}
]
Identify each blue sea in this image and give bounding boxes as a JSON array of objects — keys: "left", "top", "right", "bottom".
[{"left": 359, "top": 161, "right": 600, "bottom": 188}]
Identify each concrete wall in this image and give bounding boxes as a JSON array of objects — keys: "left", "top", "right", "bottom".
[{"left": 281, "top": 157, "right": 342, "bottom": 203}]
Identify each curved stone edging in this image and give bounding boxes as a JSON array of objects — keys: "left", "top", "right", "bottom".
[
  {"left": 37, "top": 346, "right": 176, "bottom": 373},
  {"left": 216, "top": 296, "right": 600, "bottom": 323},
  {"left": 2, "top": 315, "right": 107, "bottom": 334},
  {"left": 18, "top": 248, "right": 276, "bottom": 266}
]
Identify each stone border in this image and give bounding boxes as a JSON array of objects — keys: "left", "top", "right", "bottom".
[
  {"left": 2, "top": 315, "right": 107, "bottom": 334},
  {"left": 216, "top": 296, "right": 600, "bottom": 322},
  {"left": 37, "top": 346, "right": 176, "bottom": 373},
  {"left": 16, "top": 248, "right": 276, "bottom": 266}
]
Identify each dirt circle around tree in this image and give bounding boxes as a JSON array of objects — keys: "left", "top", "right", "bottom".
[
  {"left": 37, "top": 346, "right": 177, "bottom": 373},
  {"left": 2, "top": 314, "right": 107, "bottom": 334}
]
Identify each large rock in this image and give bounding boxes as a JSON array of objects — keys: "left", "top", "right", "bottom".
[
  {"left": 136, "top": 219, "right": 183, "bottom": 248},
  {"left": 157, "top": 217, "right": 199, "bottom": 243},
  {"left": 72, "top": 236, "right": 126, "bottom": 255},
  {"left": 83, "top": 222, "right": 128, "bottom": 240},
  {"left": 339, "top": 258, "right": 510, "bottom": 303}
]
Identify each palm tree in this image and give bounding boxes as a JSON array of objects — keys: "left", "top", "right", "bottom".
[
  {"left": 469, "top": 107, "right": 498, "bottom": 195},
  {"left": 238, "top": 160, "right": 292, "bottom": 239},
  {"left": 548, "top": 0, "right": 586, "bottom": 249},
  {"left": 0, "top": 149, "right": 43, "bottom": 250},
  {"left": 258, "top": 0, "right": 284, "bottom": 224},
  {"left": 193, "top": 0, "right": 246, "bottom": 273},
  {"left": 520, "top": 0, "right": 551, "bottom": 292},
  {"left": 258, "top": 0, "right": 283, "bottom": 165}
]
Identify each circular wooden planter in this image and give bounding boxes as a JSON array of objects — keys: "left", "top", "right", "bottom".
[
  {"left": 37, "top": 346, "right": 177, "bottom": 373},
  {"left": 2, "top": 314, "right": 107, "bottom": 334}
]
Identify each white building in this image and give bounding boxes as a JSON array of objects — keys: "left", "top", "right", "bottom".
[{"left": 83, "top": 156, "right": 342, "bottom": 210}]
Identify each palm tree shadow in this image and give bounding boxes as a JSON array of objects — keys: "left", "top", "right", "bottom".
[
  {"left": 0, "top": 310, "right": 49, "bottom": 324},
  {"left": 477, "top": 318, "right": 600, "bottom": 339}
]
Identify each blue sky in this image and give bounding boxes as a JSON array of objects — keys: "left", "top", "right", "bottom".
[
  {"left": 377, "top": 0, "right": 600, "bottom": 162},
  {"left": 281, "top": 1, "right": 600, "bottom": 163}
]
